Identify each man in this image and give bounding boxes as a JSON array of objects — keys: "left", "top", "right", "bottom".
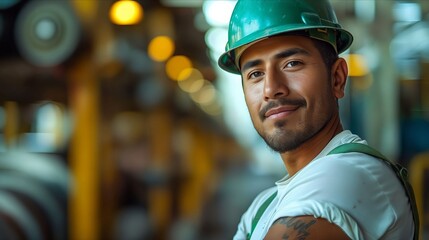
[{"left": 217, "top": 0, "right": 418, "bottom": 239}]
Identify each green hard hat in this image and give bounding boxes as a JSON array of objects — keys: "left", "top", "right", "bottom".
[{"left": 218, "top": 0, "right": 354, "bottom": 74}]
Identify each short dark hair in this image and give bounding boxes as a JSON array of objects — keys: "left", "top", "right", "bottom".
[{"left": 311, "top": 38, "right": 339, "bottom": 73}]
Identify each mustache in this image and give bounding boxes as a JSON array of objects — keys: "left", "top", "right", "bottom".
[{"left": 259, "top": 98, "right": 307, "bottom": 120}]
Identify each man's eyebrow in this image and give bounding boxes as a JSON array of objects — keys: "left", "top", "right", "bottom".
[
  {"left": 274, "top": 48, "right": 311, "bottom": 59},
  {"left": 241, "top": 59, "right": 262, "bottom": 73},
  {"left": 241, "top": 48, "right": 311, "bottom": 72}
]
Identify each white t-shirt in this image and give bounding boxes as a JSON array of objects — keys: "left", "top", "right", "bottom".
[{"left": 233, "top": 130, "right": 414, "bottom": 240}]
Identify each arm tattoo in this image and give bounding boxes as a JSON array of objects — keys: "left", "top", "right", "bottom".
[{"left": 272, "top": 217, "right": 316, "bottom": 240}]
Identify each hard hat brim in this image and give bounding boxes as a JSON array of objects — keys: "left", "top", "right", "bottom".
[{"left": 218, "top": 27, "right": 353, "bottom": 75}]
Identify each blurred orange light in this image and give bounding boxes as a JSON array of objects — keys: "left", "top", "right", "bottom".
[
  {"left": 346, "top": 54, "right": 369, "bottom": 77},
  {"left": 165, "top": 55, "right": 192, "bottom": 81},
  {"left": 110, "top": 0, "right": 143, "bottom": 25},
  {"left": 148, "top": 36, "right": 175, "bottom": 62}
]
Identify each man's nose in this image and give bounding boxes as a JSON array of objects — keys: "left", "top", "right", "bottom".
[{"left": 263, "top": 68, "right": 289, "bottom": 101}]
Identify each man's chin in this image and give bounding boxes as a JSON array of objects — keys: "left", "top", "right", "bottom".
[{"left": 263, "top": 133, "right": 302, "bottom": 153}]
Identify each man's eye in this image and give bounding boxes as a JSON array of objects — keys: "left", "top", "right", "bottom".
[
  {"left": 286, "top": 61, "right": 302, "bottom": 68},
  {"left": 249, "top": 71, "right": 264, "bottom": 79}
]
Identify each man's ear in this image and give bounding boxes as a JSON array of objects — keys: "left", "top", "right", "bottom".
[{"left": 331, "top": 58, "right": 348, "bottom": 99}]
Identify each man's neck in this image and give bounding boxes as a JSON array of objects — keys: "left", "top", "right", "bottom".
[{"left": 280, "top": 115, "right": 343, "bottom": 176}]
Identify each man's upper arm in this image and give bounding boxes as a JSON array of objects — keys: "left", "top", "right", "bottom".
[{"left": 264, "top": 216, "right": 350, "bottom": 240}]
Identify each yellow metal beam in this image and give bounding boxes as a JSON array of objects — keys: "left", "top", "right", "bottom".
[
  {"left": 68, "top": 57, "right": 100, "bottom": 240},
  {"left": 4, "top": 101, "right": 19, "bottom": 148}
]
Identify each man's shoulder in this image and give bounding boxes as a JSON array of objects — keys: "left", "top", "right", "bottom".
[
  {"left": 251, "top": 186, "right": 277, "bottom": 206},
  {"left": 291, "top": 151, "right": 398, "bottom": 200},
  {"left": 318, "top": 130, "right": 368, "bottom": 158},
  {"left": 313, "top": 148, "right": 388, "bottom": 175}
]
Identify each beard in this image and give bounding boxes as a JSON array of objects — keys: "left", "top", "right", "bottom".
[
  {"left": 260, "top": 120, "right": 319, "bottom": 153},
  {"left": 255, "top": 99, "right": 331, "bottom": 153}
]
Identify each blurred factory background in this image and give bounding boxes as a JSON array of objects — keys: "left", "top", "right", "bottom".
[{"left": 0, "top": 0, "right": 428, "bottom": 239}]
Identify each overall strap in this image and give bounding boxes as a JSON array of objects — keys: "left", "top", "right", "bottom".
[
  {"left": 247, "top": 191, "right": 277, "bottom": 240},
  {"left": 247, "top": 142, "right": 419, "bottom": 240},
  {"left": 328, "top": 143, "right": 420, "bottom": 240}
]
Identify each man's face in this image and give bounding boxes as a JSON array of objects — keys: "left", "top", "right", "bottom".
[{"left": 239, "top": 35, "right": 341, "bottom": 153}]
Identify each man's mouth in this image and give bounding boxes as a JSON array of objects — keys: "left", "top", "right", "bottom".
[
  {"left": 259, "top": 99, "right": 306, "bottom": 121},
  {"left": 264, "top": 105, "right": 300, "bottom": 119}
]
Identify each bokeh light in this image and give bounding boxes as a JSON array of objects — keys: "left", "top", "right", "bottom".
[
  {"left": 148, "top": 36, "right": 175, "bottom": 62},
  {"left": 190, "top": 81, "right": 216, "bottom": 105},
  {"left": 35, "top": 18, "right": 56, "bottom": 41},
  {"left": 165, "top": 55, "right": 192, "bottom": 81},
  {"left": 109, "top": 0, "right": 143, "bottom": 25},
  {"left": 346, "top": 54, "right": 369, "bottom": 77},
  {"left": 202, "top": 0, "right": 236, "bottom": 27},
  {"left": 177, "top": 68, "right": 204, "bottom": 93}
]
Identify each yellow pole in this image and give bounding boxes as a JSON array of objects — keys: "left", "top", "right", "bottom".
[
  {"left": 4, "top": 101, "right": 19, "bottom": 148},
  {"left": 68, "top": 57, "right": 100, "bottom": 240},
  {"left": 409, "top": 152, "right": 429, "bottom": 240},
  {"left": 179, "top": 119, "right": 215, "bottom": 219},
  {"left": 147, "top": 109, "right": 173, "bottom": 238}
]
